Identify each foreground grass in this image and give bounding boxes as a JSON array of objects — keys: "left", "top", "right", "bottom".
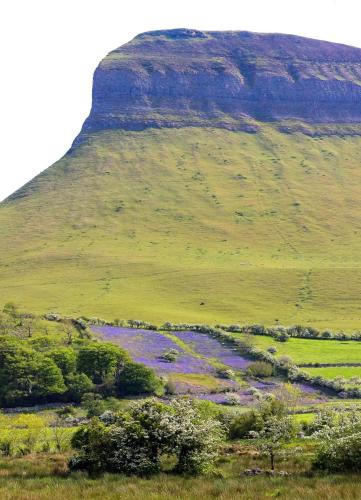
[
  {"left": 3, "top": 126, "right": 361, "bottom": 328},
  {"left": 1, "top": 451, "right": 361, "bottom": 499}
]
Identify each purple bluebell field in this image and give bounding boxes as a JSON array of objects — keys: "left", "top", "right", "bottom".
[
  {"left": 172, "top": 331, "right": 252, "bottom": 370},
  {"left": 92, "top": 326, "right": 215, "bottom": 375},
  {"left": 92, "top": 326, "right": 323, "bottom": 404}
]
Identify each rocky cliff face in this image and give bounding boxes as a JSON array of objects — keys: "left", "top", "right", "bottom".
[{"left": 76, "top": 29, "right": 361, "bottom": 141}]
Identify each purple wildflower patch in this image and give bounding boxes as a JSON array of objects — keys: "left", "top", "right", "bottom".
[
  {"left": 92, "top": 326, "right": 214, "bottom": 375},
  {"left": 172, "top": 331, "right": 252, "bottom": 371}
]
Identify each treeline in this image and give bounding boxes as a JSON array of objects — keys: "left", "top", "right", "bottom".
[
  {"left": 215, "top": 323, "right": 361, "bottom": 342},
  {"left": 0, "top": 305, "right": 163, "bottom": 407},
  {"left": 75, "top": 315, "right": 361, "bottom": 342}
]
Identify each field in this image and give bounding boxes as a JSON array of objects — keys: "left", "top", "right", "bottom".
[
  {"left": 232, "top": 333, "right": 361, "bottom": 365},
  {"left": 92, "top": 326, "right": 330, "bottom": 406},
  {"left": 304, "top": 366, "right": 361, "bottom": 379},
  {"left": 2, "top": 446, "right": 361, "bottom": 500},
  {"left": 93, "top": 326, "right": 251, "bottom": 397},
  {"left": 3, "top": 125, "right": 361, "bottom": 329}
]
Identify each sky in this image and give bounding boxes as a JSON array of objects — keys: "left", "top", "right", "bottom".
[{"left": 0, "top": 0, "right": 360, "bottom": 201}]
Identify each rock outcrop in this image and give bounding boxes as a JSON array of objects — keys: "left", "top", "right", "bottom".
[{"left": 76, "top": 29, "right": 361, "bottom": 142}]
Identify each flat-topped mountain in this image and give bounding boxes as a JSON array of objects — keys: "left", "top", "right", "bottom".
[
  {"left": 2, "top": 30, "right": 361, "bottom": 329},
  {"left": 78, "top": 29, "right": 361, "bottom": 139}
]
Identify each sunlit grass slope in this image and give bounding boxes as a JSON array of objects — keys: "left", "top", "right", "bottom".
[{"left": 2, "top": 125, "right": 361, "bottom": 328}]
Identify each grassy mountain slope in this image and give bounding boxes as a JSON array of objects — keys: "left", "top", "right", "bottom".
[{"left": 2, "top": 124, "right": 361, "bottom": 329}]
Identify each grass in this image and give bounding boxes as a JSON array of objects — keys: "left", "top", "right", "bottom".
[
  {"left": 304, "top": 366, "right": 361, "bottom": 379},
  {"left": 2, "top": 446, "right": 361, "bottom": 499},
  {"left": 166, "top": 373, "right": 230, "bottom": 391},
  {"left": 3, "top": 125, "right": 361, "bottom": 329},
  {"left": 232, "top": 333, "right": 361, "bottom": 365}
]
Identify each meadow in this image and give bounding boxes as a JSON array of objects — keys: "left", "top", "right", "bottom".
[
  {"left": 2, "top": 444, "right": 361, "bottom": 500},
  {"left": 232, "top": 333, "right": 361, "bottom": 365},
  {"left": 3, "top": 125, "right": 361, "bottom": 329},
  {"left": 304, "top": 366, "right": 361, "bottom": 380}
]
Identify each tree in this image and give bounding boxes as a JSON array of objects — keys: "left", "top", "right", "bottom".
[
  {"left": 61, "top": 319, "right": 74, "bottom": 345},
  {"left": 115, "top": 361, "right": 163, "bottom": 396},
  {"left": 70, "top": 398, "right": 223, "bottom": 476},
  {"left": 77, "top": 343, "right": 129, "bottom": 384},
  {"left": 66, "top": 373, "right": 94, "bottom": 402},
  {"left": 48, "top": 348, "right": 77, "bottom": 376},
  {"left": 20, "top": 317, "right": 36, "bottom": 338},
  {"left": 0, "top": 340, "right": 66, "bottom": 405},
  {"left": 250, "top": 415, "right": 295, "bottom": 470}
]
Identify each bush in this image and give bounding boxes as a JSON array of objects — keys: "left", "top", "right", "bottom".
[
  {"left": 160, "top": 348, "right": 179, "bottom": 362},
  {"left": 225, "top": 393, "right": 241, "bottom": 405},
  {"left": 313, "top": 432, "right": 361, "bottom": 472},
  {"left": 246, "top": 361, "right": 273, "bottom": 378},
  {"left": 81, "top": 393, "right": 107, "bottom": 418},
  {"left": 267, "top": 346, "right": 277, "bottom": 354},
  {"left": 70, "top": 398, "right": 223, "bottom": 476},
  {"left": 217, "top": 368, "right": 235, "bottom": 379},
  {"left": 229, "top": 411, "right": 258, "bottom": 439},
  {"left": 274, "top": 331, "right": 290, "bottom": 342}
]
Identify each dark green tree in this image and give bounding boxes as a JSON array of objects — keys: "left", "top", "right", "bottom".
[
  {"left": 116, "top": 361, "right": 163, "bottom": 396},
  {"left": 49, "top": 348, "right": 77, "bottom": 376},
  {"left": 0, "top": 340, "right": 66, "bottom": 405},
  {"left": 77, "top": 343, "right": 129, "bottom": 384}
]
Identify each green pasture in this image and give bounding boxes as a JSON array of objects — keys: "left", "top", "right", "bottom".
[
  {"left": 2, "top": 126, "right": 361, "bottom": 328},
  {"left": 304, "top": 366, "right": 361, "bottom": 380},
  {"left": 232, "top": 333, "right": 361, "bottom": 365}
]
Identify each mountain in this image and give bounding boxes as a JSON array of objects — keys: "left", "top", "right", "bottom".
[{"left": 2, "top": 29, "right": 361, "bottom": 329}]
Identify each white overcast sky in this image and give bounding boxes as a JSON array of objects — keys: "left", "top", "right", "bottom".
[{"left": 0, "top": 0, "right": 360, "bottom": 201}]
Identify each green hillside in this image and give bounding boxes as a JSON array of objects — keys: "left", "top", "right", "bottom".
[{"left": 2, "top": 124, "right": 361, "bottom": 329}]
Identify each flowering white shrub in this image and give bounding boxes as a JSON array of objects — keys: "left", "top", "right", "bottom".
[{"left": 70, "top": 398, "right": 223, "bottom": 476}]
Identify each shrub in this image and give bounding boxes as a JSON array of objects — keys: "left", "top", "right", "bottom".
[
  {"left": 313, "top": 432, "right": 361, "bottom": 472},
  {"left": 160, "top": 348, "right": 179, "bottom": 363},
  {"left": 229, "top": 411, "right": 258, "bottom": 439},
  {"left": 70, "top": 398, "right": 223, "bottom": 476},
  {"left": 274, "top": 331, "right": 290, "bottom": 342},
  {"left": 217, "top": 368, "right": 235, "bottom": 379},
  {"left": 164, "top": 380, "right": 177, "bottom": 395},
  {"left": 81, "top": 393, "right": 107, "bottom": 418},
  {"left": 267, "top": 346, "right": 277, "bottom": 354},
  {"left": 246, "top": 361, "right": 273, "bottom": 378},
  {"left": 225, "top": 393, "right": 241, "bottom": 405}
]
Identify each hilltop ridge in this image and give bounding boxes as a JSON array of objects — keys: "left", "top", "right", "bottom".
[{"left": 76, "top": 29, "right": 361, "bottom": 141}]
